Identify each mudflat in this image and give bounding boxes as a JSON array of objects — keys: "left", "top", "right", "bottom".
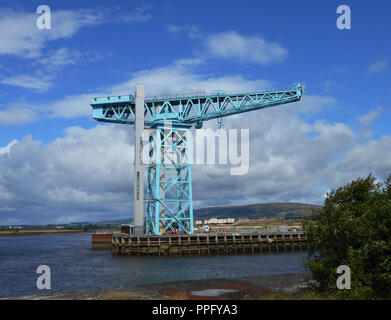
[{"left": 3, "top": 272, "right": 313, "bottom": 300}]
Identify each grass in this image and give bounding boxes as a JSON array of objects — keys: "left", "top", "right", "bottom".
[{"left": 245, "top": 290, "right": 345, "bottom": 300}]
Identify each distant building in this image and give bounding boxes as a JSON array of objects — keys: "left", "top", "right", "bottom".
[
  {"left": 195, "top": 220, "right": 203, "bottom": 225},
  {"left": 9, "top": 226, "right": 22, "bottom": 232},
  {"left": 202, "top": 218, "right": 235, "bottom": 225},
  {"left": 278, "top": 225, "right": 289, "bottom": 232},
  {"left": 206, "top": 218, "right": 219, "bottom": 224},
  {"left": 267, "top": 225, "right": 278, "bottom": 231},
  {"left": 289, "top": 225, "right": 302, "bottom": 232}
]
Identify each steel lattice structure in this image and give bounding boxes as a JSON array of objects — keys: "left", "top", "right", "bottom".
[
  {"left": 145, "top": 123, "right": 193, "bottom": 234},
  {"left": 91, "top": 84, "right": 303, "bottom": 235}
]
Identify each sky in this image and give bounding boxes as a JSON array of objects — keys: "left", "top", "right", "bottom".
[{"left": 0, "top": 0, "right": 390, "bottom": 225}]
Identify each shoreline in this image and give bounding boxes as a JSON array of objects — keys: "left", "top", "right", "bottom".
[
  {"left": 0, "top": 230, "right": 85, "bottom": 237},
  {"left": 2, "top": 272, "right": 313, "bottom": 300}
]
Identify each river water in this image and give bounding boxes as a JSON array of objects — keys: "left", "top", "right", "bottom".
[{"left": 0, "top": 233, "right": 307, "bottom": 298}]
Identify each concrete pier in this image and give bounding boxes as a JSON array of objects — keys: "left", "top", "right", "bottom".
[
  {"left": 111, "top": 232, "right": 308, "bottom": 256},
  {"left": 92, "top": 233, "right": 113, "bottom": 250}
]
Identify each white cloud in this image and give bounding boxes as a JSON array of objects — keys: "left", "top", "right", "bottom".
[
  {"left": 36, "top": 47, "right": 80, "bottom": 70},
  {"left": 0, "top": 139, "right": 18, "bottom": 156},
  {"left": 0, "top": 75, "right": 52, "bottom": 91},
  {"left": 1, "top": 93, "right": 391, "bottom": 224},
  {"left": 0, "top": 106, "right": 40, "bottom": 125},
  {"left": 46, "top": 93, "right": 96, "bottom": 119},
  {"left": 42, "top": 62, "right": 328, "bottom": 121},
  {"left": 164, "top": 24, "right": 201, "bottom": 39},
  {"left": 173, "top": 58, "right": 204, "bottom": 66},
  {"left": 367, "top": 59, "right": 388, "bottom": 74},
  {"left": 0, "top": 125, "right": 134, "bottom": 223},
  {"left": 0, "top": 8, "right": 104, "bottom": 58},
  {"left": 338, "top": 135, "right": 391, "bottom": 180},
  {"left": 46, "top": 60, "right": 272, "bottom": 119},
  {"left": 358, "top": 107, "right": 382, "bottom": 126},
  {"left": 186, "top": 25, "right": 201, "bottom": 39},
  {"left": 164, "top": 24, "right": 181, "bottom": 35},
  {"left": 0, "top": 57, "right": 272, "bottom": 124},
  {"left": 295, "top": 95, "right": 336, "bottom": 115},
  {"left": 3, "top": 98, "right": 391, "bottom": 224},
  {"left": 1, "top": 58, "right": 390, "bottom": 224},
  {"left": 0, "top": 47, "right": 104, "bottom": 92},
  {"left": 189, "top": 103, "right": 357, "bottom": 206},
  {"left": 2, "top": 59, "right": 268, "bottom": 124},
  {"left": 204, "top": 31, "right": 288, "bottom": 65},
  {"left": 110, "top": 62, "right": 272, "bottom": 97},
  {"left": 357, "top": 107, "right": 383, "bottom": 139},
  {"left": 120, "top": 5, "right": 152, "bottom": 24}
]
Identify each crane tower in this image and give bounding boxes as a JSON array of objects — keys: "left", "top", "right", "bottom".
[{"left": 91, "top": 84, "right": 303, "bottom": 235}]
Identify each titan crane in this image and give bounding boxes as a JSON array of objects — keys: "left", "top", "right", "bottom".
[{"left": 91, "top": 83, "right": 303, "bottom": 235}]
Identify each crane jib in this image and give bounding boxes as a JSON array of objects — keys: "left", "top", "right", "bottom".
[{"left": 90, "top": 84, "right": 303, "bottom": 127}]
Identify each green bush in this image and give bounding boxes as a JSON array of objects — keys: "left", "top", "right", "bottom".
[{"left": 304, "top": 173, "right": 391, "bottom": 299}]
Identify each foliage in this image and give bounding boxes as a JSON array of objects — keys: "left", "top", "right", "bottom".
[{"left": 304, "top": 173, "right": 391, "bottom": 299}]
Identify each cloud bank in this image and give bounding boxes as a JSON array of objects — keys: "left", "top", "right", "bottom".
[{"left": 1, "top": 96, "right": 390, "bottom": 224}]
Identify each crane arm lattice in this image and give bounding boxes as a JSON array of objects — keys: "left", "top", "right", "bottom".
[{"left": 91, "top": 84, "right": 303, "bottom": 127}]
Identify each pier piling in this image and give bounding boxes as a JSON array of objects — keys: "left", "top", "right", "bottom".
[{"left": 111, "top": 232, "right": 307, "bottom": 256}]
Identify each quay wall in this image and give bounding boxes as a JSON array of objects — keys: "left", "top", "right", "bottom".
[{"left": 111, "top": 232, "right": 308, "bottom": 256}]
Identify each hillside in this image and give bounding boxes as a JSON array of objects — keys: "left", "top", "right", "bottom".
[
  {"left": 194, "top": 202, "right": 321, "bottom": 220},
  {"left": 2, "top": 203, "right": 320, "bottom": 229}
]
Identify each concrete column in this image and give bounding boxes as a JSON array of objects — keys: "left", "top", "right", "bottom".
[{"left": 134, "top": 84, "right": 145, "bottom": 234}]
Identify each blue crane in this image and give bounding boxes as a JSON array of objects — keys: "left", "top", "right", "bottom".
[{"left": 91, "top": 84, "right": 303, "bottom": 235}]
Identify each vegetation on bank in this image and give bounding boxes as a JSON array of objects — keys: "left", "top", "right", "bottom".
[
  {"left": 0, "top": 223, "right": 120, "bottom": 233},
  {"left": 0, "top": 224, "right": 120, "bottom": 238},
  {"left": 304, "top": 173, "right": 391, "bottom": 299},
  {"left": 0, "top": 230, "right": 85, "bottom": 237}
]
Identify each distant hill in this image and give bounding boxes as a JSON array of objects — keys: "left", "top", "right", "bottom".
[
  {"left": 97, "top": 203, "right": 322, "bottom": 225},
  {"left": 1, "top": 203, "right": 320, "bottom": 228},
  {"left": 194, "top": 202, "right": 321, "bottom": 220},
  {"left": 68, "top": 221, "right": 93, "bottom": 225},
  {"left": 95, "top": 219, "right": 131, "bottom": 225}
]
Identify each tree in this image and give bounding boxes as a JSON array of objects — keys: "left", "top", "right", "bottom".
[{"left": 304, "top": 173, "right": 391, "bottom": 298}]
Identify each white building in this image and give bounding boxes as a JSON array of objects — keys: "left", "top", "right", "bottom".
[
  {"left": 205, "top": 218, "right": 219, "bottom": 224},
  {"left": 203, "top": 218, "right": 235, "bottom": 225}
]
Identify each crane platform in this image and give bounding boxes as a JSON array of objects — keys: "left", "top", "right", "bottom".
[{"left": 111, "top": 232, "right": 308, "bottom": 256}]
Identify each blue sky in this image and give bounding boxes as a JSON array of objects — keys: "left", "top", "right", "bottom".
[{"left": 0, "top": 0, "right": 390, "bottom": 224}]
